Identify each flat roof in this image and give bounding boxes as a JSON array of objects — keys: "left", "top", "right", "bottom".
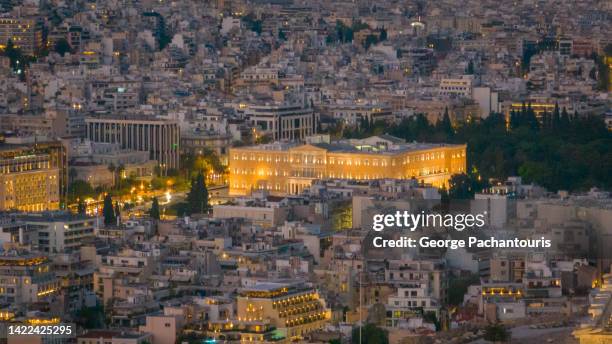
[
  {"left": 233, "top": 141, "right": 464, "bottom": 155},
  {"left": 243, "top": 282, "right": 289, "bottom": 292},
  {"left": 85, "top": 115, "right": 178, "bottom": 123}
]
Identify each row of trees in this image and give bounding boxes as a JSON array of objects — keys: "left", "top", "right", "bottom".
[
  {"left": 326, "top": 20, "right": 387, "bottom": 50},
  {"left": 336, "top": 106, "right": 611, "bottom": 193},
  {"left": 102, "top": 194, "right": 121, "bottom": 226},
  {"left": 97, "top": 171, "right": 210, "bottom": 226},
  {"left": 180, "top": 150, "right": 226, "bottom": 180},
  {"left": 70, "top": 149, "right": 219, "bottom": 221},
  {"left": 147, "top": 172, "right": 210, "bottom": 219}
]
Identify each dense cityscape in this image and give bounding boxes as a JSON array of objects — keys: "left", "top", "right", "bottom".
[{"left": 0, "top": 0, "right": 611, "bottom": 343}]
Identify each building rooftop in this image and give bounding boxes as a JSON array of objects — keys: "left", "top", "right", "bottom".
[
  {"left": 234, "top": 135, "right": 465, "bottom": 155},
  {"left": 85, "top": 115, "right": 178, "bottom": 123},
  {"left": 17, "top": 211, "right": 92, "bottom": 223}
]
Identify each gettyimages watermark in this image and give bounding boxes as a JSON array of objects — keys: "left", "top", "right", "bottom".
[
  {"left": 369, "top": 210, "right": 552, "bottom": 249},
  {"left": 372, "top": 211, "right": 487, "bottom": 232}
]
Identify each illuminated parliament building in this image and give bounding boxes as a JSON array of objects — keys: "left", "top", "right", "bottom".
[{"left": 229, "top": 135, "right": 467, "bottom": 196}]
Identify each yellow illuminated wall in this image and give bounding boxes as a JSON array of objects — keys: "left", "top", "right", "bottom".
[
  {"left": 0, "top": 255, "right": 59, "bottom": 304},
  {"left": 229, "top": 143, "right": 467, "bottom": 195},
  {"left": 236, "top": 287, "right": 330, "bottom": 340},
  {"left": 0, "top": 154, "right": 60, "bottom": 212}
]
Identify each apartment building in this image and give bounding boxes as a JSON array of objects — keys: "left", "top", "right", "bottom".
[
  {"left": 245, "top": 104, "right": 318, "bottom": 141},
  {"left": 387, "top": 285, "right": 441, "bottom": 327},
  {"left": 0, "top": 251, "right": 60, "bottom": 305},
  {"left": 0, "top": 144, "right": 61, "bottom": 212},
  {"left": 236, "top": 282, "right": 331, "bottom": 340},
  {"left": 22, "top": 213, "right": 96, "bottom": 253},
  {"left": 0, "top": 17, "right": 43, "bottom": 55},
  {"left": 94, "top": 248, "right": 156, "bottom": 303},
  {"left": 439, "top": 76, "right": 473, "bottom": 98},
  {"left": 385, "top": 258, "right": 448, "bottom": 323}
]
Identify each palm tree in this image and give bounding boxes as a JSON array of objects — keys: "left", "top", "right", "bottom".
[
  {"left": 107, "top": 163, "right": 116, "bottom": 188},
  {"left": 68, "top": 167, "right": 77, "bottom": 183},
  {"left": 116, "top": 164, "right": 125, "bottom": 189},
  {"left": 180, "top": 152, "right": 196, "bottom": 178}
]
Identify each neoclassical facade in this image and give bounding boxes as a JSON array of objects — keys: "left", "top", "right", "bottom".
[
  {"left": 229, "top": 135, "right": 466, "bottom": 196},
  {"left": 85, "top": 116, "right": 180, "bottom": 171}
]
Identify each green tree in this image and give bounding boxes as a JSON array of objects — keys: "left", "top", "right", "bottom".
[
  {"left": 77, "top": 199, "right": 86, "bottom": 215},
  {"left": 525, "top": 103, "right": 539, "bottom": 131},
  {"left": 448, "top": 173, "right": 485, "bottom": 199},
  {"left": 186, "top": 172, "right": 209, "bottom": 215},
  {"left": 68, "top": 167, "right": 78, "bottom": 183},
  {"left": 483, "top": 322, "right": 510, "bottom": 342},
  {"left": 116, "top": 164, "right": 125, "bottom": 189},
  {"left": 149, "top": 197, "right": 161, "bottom": 220},
  {"left": 359, "top": 110, "right": 611, "bottom": 192},
  {"left": 75, "top": 305, "right": 105, "bottom": 329},
  {"left": 541, "top": 109, "right": 550, "bottom": 131},
  {"left": 182, "top": 149, "right": 227, "bottom": 180},
  {"left": 465, "top": 60, "right": 475, "bottom": 74},
  {"left": 335, "top": 21, "right": 354, "bottom": 43},
  {"left": 364, "top": 34, "right": 379, "bottom": 50},
  {"left": 103, "top": 194, "right": 116, "bottom": 226},
  {"left": 180, "top": 152, "right": 197, "bottom": 178},
  {"left": 594, "top": 53, "right": 610, "bottom": 91},
  {"left": 560, "top": 107, "right": 570, "bottom": 130},
  {"left": 423, "top": 311, "right": 441, "bottom": 331},
  {"left": 242, "top": 13, "right": 262, "bottom": 35},
  {"left": 552, "top": 103, "right": 561, "bottom": 130},
  {"left": 448, "top": 274, "right": 480, "bottom": 305},
  {"left": 437, "top": 107, "right": 454, "bottom": 138},
  {"left": 114, "top": 202, "right": 121, "bottom": 222},
  {"left": 107, "top": 163, "right": 116, "bottom": 187},
  {"left": 379, "top": 28, "right": 387, "bottom": 41},
  {"left": 3, "top": 40, "right": 20, "bottom": 70},
  {"left": 67, "top": 180, "right": 95, "bottom": 203},
  {"left": 54, "top": 38, "right": 71, "bottom": 56},
  {"left": 351, "top": 324, "right": 388, "bottom": 344}
]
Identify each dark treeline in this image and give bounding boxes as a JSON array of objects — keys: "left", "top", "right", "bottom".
[{"left": 339, "top": 106, "right": 612, "bottom": 192}]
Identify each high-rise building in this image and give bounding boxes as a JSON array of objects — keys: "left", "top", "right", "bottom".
[
  {"left": 229, "top": 135, "right": 466, "bottom": 196},
  {"left": 0, "top": 142, "right": 64, "bottom": 212},
  {"left": 85, "top": 116, "right": 180, "bottom": 171}
]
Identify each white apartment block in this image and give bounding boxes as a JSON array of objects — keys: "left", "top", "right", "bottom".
[
  {"left": 245, "top": 104, "right": 318, "bottom": 141},
  {"left": 439, "top": 76, "right": 473, "bottom": 97}
]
